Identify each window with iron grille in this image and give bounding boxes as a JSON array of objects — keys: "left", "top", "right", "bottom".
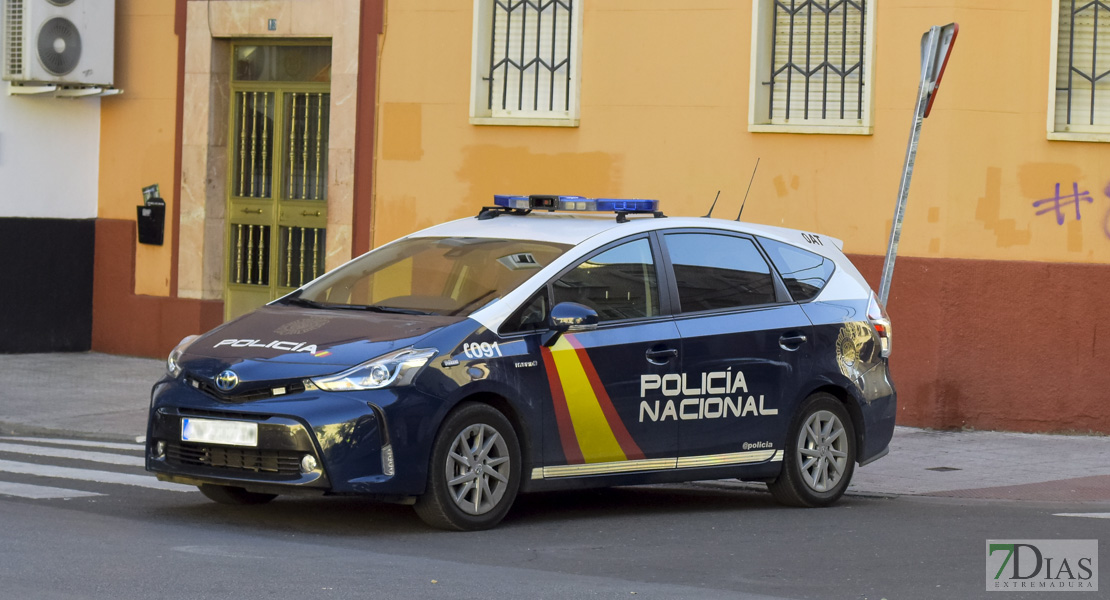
[
  {"left": 470, "top": 0, "right": 582, "bottom": 126},
  {"left": 1049, "top": 0, "right": 1110, "bottom": 140},
  {"left": 749, "top": 0, "right": 875, "bottom": 134}
]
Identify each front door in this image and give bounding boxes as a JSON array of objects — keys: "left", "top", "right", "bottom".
[
  {"left": 226, "top": 43, "right": 332, "bottom": 320},
  {"left": 538, "top": 236, "right": 682, "bottom": 477}
]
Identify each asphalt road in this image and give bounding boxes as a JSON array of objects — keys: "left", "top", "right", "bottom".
[{"left": 1, "top": 435, "right": 1106, "bottom": 600}]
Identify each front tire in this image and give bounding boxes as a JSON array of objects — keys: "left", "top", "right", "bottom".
[
  {"left": 197, "top": 484, "right": 277, "bottom": 505},
  {"left": 768, "top": 393, "right": 856, "bottom": 507},
  {"left": 414, "top": 403, "right": 521, "bottom": 531}
]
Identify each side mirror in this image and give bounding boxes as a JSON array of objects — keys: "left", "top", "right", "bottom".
[{"left": 542, "top": 302, "right": 598, "bottom": 346}]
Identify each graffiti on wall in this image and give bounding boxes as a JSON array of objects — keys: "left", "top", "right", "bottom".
[
  {"left": 1032, "top": 182, "right": 1093, "bottom": 225},
  {"left": 1104, "top": 184, "right": 1110, "bottom": 240}
]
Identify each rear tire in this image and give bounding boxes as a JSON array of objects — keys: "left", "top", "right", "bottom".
[
  {"left": 198, "top": 484, "right": 277, "bottom": 505},
  {"left": 768, "top": 393, "right": 856, "bottom": 507},
  {"left": 414, "top": 403, "right": 521, "bottom": 531}
]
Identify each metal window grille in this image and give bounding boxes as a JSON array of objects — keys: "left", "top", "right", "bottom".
[
  {"left": 486, "top": 0, "right": 574, "bottom": 115},
  {"left": 767, "top": 0, "right": 866, "bottom": 122},
  {"left": 232, "top": 224, "right": 271, "bottom": 286},
  {"left": 279, "top": 226, "right": 325, "bottom": 288},
  {"left": 1056, "top": 0, "right": 1110, "bottom": 127},
  {"left": 233, "top": 91, "right": 275, "bottom": 199},
  {"left": 284, "top": 92, "right": 330, "bottom": 201}
]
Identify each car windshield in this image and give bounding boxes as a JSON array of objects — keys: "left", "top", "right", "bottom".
[{"left": 285, "top": 237, "right": 571, "bottom": 316}]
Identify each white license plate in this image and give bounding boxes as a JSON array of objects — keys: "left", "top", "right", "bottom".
[{"left": 181, "top": 418, "right": 258, "bottom": 447}]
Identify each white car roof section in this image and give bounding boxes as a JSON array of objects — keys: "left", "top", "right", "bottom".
[
  {"left": 410, "top": 213, "right": 622, "bottom": 246},
  {"left": 412, "top": 213, "right": 846, "bottom": 255}
]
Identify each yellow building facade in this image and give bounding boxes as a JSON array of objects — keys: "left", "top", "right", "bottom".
[
  {"left": 88, "top": 0, "right": 1107, "bottom": 432},
  {"left": 369, "top": 0, "right": 1109, "bottom": 433}
]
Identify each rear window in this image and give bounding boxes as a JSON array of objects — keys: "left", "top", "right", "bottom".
[{"left": 758, "top": 237, "right": 835, "bottom": 302}]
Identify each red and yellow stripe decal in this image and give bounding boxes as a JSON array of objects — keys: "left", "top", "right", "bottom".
[{"left": 539, "top": 334, "right": 644, "bottom": 465}]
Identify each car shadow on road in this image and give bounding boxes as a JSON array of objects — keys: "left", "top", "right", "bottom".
[{"left": 145, "top": 480, "right": 824, "bottom": 537}]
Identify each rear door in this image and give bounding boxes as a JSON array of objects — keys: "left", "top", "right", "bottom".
[{"left": 659, "top": 230, "right": 813, "bottom": 464}]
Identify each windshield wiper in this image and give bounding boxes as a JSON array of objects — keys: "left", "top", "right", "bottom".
[
  {"left": 354, "top": 305, "right": 434, "bottom": 316},
  {"left": 285, "top": 297, "right": 330, "bottom": 309},
  {"left": 285, "top": 296, "right": 432, "bottom": 315}
]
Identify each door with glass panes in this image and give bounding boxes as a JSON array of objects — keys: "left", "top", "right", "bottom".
[{"left": 226, "top": 43, "right": 332, "bottom": 320}]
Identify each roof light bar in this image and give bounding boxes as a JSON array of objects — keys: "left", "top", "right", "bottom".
[{"left": 493, "top": 194, "right": 660, "bottom": 214}]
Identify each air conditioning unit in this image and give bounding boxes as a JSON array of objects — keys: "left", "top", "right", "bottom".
[{"left": 3, "top": 0, "right": 115, "bottom": 88}]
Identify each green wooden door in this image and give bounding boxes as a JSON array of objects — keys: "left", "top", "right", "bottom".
[{"left": 226, "top": 43, "right": 331, "bottom": 320}]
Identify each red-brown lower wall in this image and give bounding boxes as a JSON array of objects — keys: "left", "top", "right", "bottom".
[
  {"left": 849, "top": 254, "right": 1110, "bottom": 434},
  {"left": 92, "top": 219, "right": 223, "bottom": 359}
]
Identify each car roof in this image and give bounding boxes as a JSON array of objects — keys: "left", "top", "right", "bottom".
[{"left": 407, "top": 212, "right": 846, "bottom": 255}]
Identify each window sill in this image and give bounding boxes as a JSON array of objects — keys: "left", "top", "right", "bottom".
[
  {"left": 470, "top": 116, "right": 580, "bottom": 128},
  {"left": 748, "top": 123, "right": 872, "bottom": 135},
  {"left": 1047, "top": 131, "right": 1110, "bottom": 143}
]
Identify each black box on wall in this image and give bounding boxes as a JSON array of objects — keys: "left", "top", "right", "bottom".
[{"left": 136, "top": 202, "right": 165, "bottom": 245}]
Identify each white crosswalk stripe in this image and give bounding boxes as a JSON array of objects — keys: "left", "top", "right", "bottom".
[
  {"left": 0, "top": 436, "right": 144, "bottom": 452},
  {"left": 0, "top": 442, "right": 144, "bottom": 467},
  {"left": 0, "top": 481, "right": 103, "bottom": 499},
  {"left": 0, "top": 436, "right": 195, "bottom": 498},
  {"left": 0, "top": 459, "right": 192, "bottom": 492}
]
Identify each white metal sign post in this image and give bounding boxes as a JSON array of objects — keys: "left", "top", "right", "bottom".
[{"left": 878, "top": 23, "right": 958, "bottom": 306}]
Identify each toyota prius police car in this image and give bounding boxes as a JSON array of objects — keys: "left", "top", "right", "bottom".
[{"left": 146, "top": 195, "right": 896, "bottom": 530}]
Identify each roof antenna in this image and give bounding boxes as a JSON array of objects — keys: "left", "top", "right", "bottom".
[
  {"left": 736, "top": 158, "right": 761, "bottom": 221},
  {"left": 703, "top": 190, "right": 721, "bottom": 218}
]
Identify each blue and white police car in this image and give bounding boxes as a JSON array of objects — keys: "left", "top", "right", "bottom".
[{"left": 146, "top": 195, "right": 896, "bottom": 530}]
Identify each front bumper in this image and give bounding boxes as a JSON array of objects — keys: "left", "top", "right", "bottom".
[{"left": 145, "top": 376, "right": 436, "bottom": 497}]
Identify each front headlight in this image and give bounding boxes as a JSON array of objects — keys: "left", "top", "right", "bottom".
[
  {"left": 167, "top": 335, "right": 200, "bottom": 377},
  {"left": 311, "top": 347, "right": 438, "bottom": 391}
]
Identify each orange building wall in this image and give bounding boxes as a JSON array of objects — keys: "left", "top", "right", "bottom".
[
  {"left": 373, "top": 1, "right": 1109, "bottom": 267},
  {"left": 373, "top": 1, "right": 1110, "bottom": 433},
  {"left": 98, "top": 0, "right": 180, "bottom": 297}
]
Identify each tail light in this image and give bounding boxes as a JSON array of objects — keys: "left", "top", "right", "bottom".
[{"left": 866, "top": 293, "right": 892, "bottom": 358}]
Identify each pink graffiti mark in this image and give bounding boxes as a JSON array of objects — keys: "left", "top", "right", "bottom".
[
  {"left": 1104, "top": 184, "right": 1110, "bottom": 240},
  {"left": 1033, "top": 182, "right": 1093, "bottom": 225}
]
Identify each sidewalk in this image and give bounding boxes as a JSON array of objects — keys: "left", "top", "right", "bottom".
[{"left": 1, "top": 351, "right": 1107, "bottom": 504}]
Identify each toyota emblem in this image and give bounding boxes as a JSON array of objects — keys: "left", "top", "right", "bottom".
[{"left": 214, "top": 370, "right": 239, "bottom": 392}]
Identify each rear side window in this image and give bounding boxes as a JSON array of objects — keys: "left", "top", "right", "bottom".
[
  {"left": 663, "top": 233, "right": 776, "bottom": 312},
  {"left": 758, "top": 237, "right": 835, "bottom": 302}
]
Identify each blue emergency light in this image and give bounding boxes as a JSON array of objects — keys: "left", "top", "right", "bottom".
[{"left": 493, "top": 194, "right": 660, "bottom": 214}]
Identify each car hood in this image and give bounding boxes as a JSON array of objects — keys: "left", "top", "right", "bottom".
[{"left": 179, "top": 304, "right": 465, "bottom": 381}]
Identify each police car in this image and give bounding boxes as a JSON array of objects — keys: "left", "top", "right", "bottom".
[{"left": 146, "top": 195, "right": 896, "bottom": 531}]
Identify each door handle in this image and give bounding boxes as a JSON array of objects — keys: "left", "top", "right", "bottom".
[
  {"left": 645, "top": 347, "right": 678, "bottom": 364},
  {"left": 779, "top": 334, "right": 807, "bottom": 351}
]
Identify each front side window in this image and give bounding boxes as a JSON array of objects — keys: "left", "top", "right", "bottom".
[
  {"left": 292, "top": 237, "right": 569, "bottom": 316},
  {"left": 749, "top": 0, "right": 875, "bottom": 134},
  {"left": 1049, "top": 0, "right": 1110, "bottom": 140},
  {"left": 502, "top": 291, "right": 549, "bottom": 334},
  {"left": 469, "top": 0, "right": 582, "bottom": 126},
  {"left": 664, "top": 233, "right": 776, "bottom": 312},
  {"left": 552, "top": 238, "right": 658, "bottom": 322}
]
